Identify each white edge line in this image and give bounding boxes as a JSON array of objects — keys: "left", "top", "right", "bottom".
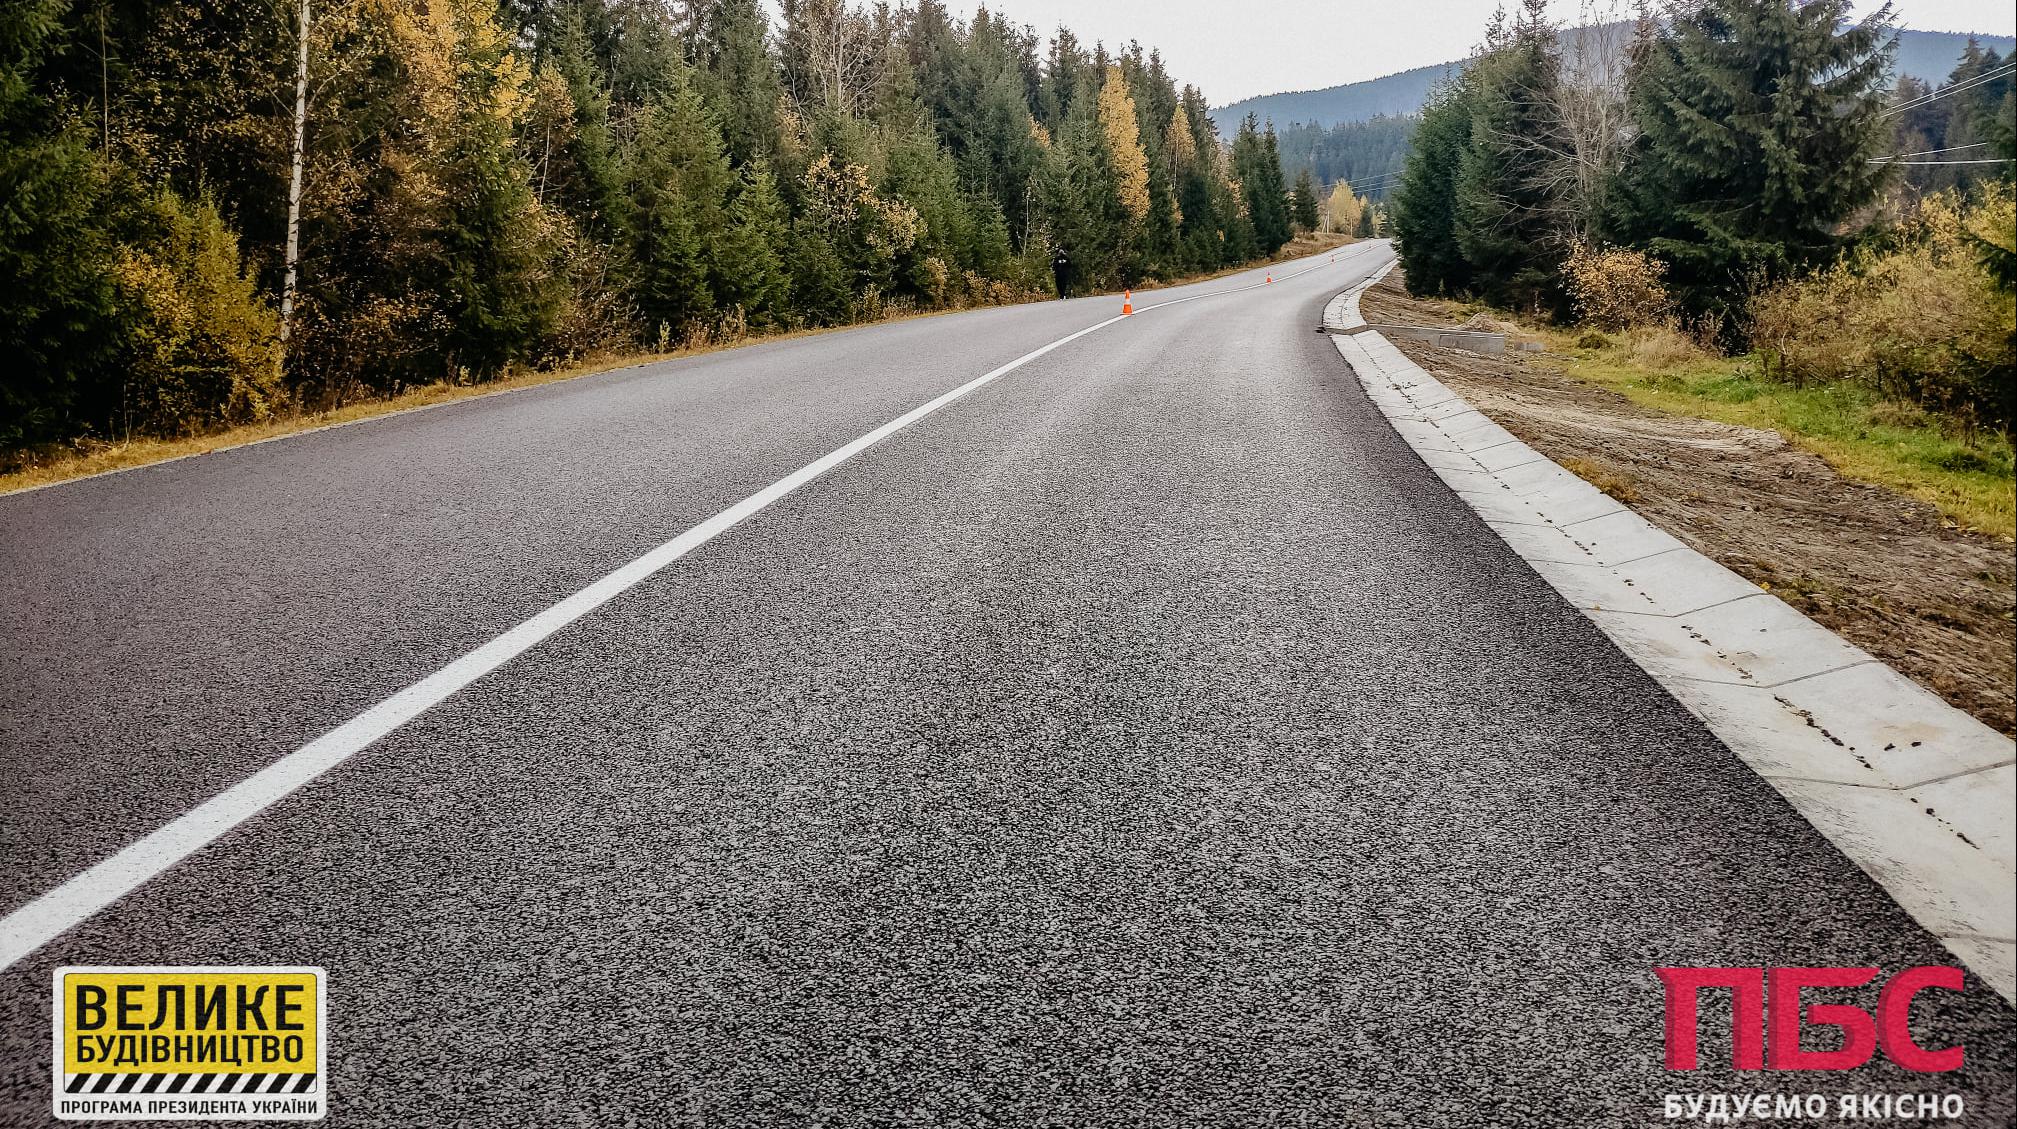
[{"left": 0, "top": 246, "right": 1388, "bottom": 972}]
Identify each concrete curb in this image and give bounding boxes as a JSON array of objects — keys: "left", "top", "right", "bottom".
[{"left": 1327, "top": 267, "right": 2017, "bottom": 1003}]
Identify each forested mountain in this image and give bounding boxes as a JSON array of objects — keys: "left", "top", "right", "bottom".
[
  {"left": 1216, "top": 26, "right": 2013, "bottom": 130},
  {"left": 0, "top": 0, "right": 1299, "bottom": 454},
  {"left": 1214, "top": 62, "right": 1453, "bottom": 132},
  {"left": 1272, "top": 115, "right": 1413, "bottom": 201}
]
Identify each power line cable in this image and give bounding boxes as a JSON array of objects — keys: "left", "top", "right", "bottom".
[
  {"left": 1868, "top": 158, "right": 2011, "bottom": 166},
  {"left": 1879, "top": 63, "right": 2016, "bottom": 119},
  {"left": 1867, "top": 142, "right": 1999, "bottom": 161}
]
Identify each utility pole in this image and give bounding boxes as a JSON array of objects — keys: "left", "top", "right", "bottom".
[{"left": 278, "top": 0, "right": 311, "bottom": 346}]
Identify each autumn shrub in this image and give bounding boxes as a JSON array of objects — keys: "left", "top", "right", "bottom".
[
  {"left": 1750, "top": 187, "right": 2015, "bottom": 432},
  {"left": 1563, "top": 242, "right": 1676, "bottom": 332},
  {"left": 111, "top": 191, "right": 284, "bottom": 435}
]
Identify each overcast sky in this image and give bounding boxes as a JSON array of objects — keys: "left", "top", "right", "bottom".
[{"left": 914, "top": 0, "right": 2017, "bottom": 105}]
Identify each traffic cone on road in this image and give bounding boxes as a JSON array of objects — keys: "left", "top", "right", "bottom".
[
  {"left": 1122, "top": 289, "right": 1133, "bottom": 315},
  {"left": 1266, "top": 273, "right": 1273, "bottom": 284}
]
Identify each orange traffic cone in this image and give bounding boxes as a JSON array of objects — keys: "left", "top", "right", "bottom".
[
  {"left": 1122, "top": 289, "right": 1133, "bottom": 315},
  {"left": 1266, "top": 273, "right": 1273, "bottom": 284}
]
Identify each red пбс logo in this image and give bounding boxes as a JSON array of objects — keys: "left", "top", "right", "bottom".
[{"left": 1658, "top": 966, "right": 1965, "bottom": 1073}]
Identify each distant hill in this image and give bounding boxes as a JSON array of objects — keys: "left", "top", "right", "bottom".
[{"left": 1214, "top": 26, "right": 2016, "bottom": 130}]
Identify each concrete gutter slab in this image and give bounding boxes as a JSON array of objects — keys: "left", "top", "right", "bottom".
[{"left": 1328, "top": 265, "right": 2017, "bottom": 1003}]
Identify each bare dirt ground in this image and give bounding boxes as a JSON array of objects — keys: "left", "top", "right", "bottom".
[{"left": 1362, "top": 272, "right": 2017, "bottom": 736}]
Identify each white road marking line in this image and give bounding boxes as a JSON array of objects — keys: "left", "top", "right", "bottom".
[{"left": 0, "top": 247, "right": 1392, "bottom": 972}]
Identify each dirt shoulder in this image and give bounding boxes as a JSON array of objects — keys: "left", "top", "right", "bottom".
[{"left": 1361, "top": 272, "right": 2017, "bottom": 736}]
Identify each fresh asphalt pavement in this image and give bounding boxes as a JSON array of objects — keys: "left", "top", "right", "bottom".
[{"left": 1, "top": 243, "right": 2012, "bottom": 1125}]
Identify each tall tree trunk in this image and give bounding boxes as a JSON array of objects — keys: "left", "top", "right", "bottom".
[{"left": 278, "top": 0, "right": 311, "bottom": 346}]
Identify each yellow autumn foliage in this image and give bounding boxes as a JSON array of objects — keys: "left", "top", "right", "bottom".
[{"left": 1097, "top": 66, "right": 1150, "bottom": 223}]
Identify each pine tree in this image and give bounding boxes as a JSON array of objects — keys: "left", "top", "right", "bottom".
[
  {"left": 539, "top": 4, "right": 623, "bottom": 232},
  {"left": 713, "top": 164, "right": 790, "bottom": 326},
  {"left": 697, "top": 0, "right": 782, "bottom": 167},
  {"left": 1454, "top": 1, "right": 1567, "bottom": 312},
  {"left": 1391, "top": 76, "right": 1475, "bottom": 297},
  {"left": 1038, "top": 79, "right": 1126, "bottom": 291},
  {"left": 0, "top": 0, "right": 120, "bottom": 446},
  {"left": 392, "top": 0, "right": 563, "bottom": 375},
  {"left": 619, "top": 78, "right": 734, "bottom": 339},
  {"left": 789, "top": 218, "right": 851, "bottom": 324},
  {"left": 1232, "top": 114, "right": 1291, "bottom": 255},
  {"left": 1608, "top": 0, "right": 1893, "bottom": 329},
  {"left": 1289, "top": 167, "right": 1320, "bottom": 232}
]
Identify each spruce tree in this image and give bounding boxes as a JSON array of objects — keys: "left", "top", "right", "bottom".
[
  {"left": 408, "top": 0, "right": 562, "bottom": 376},
  {"left": 1391, "top": 76, "right": 1475, "bottom": 296},
  {"left": 1232, "top": 115, "right": 1291, "bottom": 255},
  {"left": 0, "top": 0, "right": 120, "bottom": 446},
  {"left": 1289, "top": 168, "right": 1320, "bottom": 232},
  {"left": 1608, "top": 0, "right": 1893, "bottom": 330},
  {"left": 619, "top": 80, "right": 734, "bottom": 340},
  {"left": 697, "top": 0, "right": 782, "bottom": 167},
  {"left": 1453, "top": 1, "right": 1567, "bottom": 313},
  {"left": 713, "top": 164, "right": 790, "bottom": 326}
]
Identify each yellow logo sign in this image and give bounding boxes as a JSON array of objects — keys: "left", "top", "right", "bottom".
[{"left": 52, "top": 966, "right": 327, "bottom": 1122}]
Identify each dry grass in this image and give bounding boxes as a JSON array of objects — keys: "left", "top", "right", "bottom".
[
  {"left": 1557, "top": 455, "right": 1642, "bottom": 504},
  {"left": 1618, "top": 325, "right": 1707, "bottom": 369}
]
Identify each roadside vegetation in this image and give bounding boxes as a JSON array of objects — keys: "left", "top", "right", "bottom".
[
  {"left": 1, "top": 0, "right": 1329, "bottom": 478},
  {"left": 0, "top": 228, "right": 1348, "bottom": 496},
  {"left": 1385, "top": 0, "right": 2014, "bottom": 534},
  {"left": 1550, "top": 328, "right": 2016, "bottom": 539}
]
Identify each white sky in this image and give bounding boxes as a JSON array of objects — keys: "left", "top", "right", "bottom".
[{"left": 919, "top": 0, "right": 2017, "bottom": 105}]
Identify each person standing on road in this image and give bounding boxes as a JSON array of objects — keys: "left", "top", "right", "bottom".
[{"left": 1052, "top": 245, "right": 1073, "bottom": 299}]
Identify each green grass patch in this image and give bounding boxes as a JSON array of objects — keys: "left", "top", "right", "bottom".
[{"left": 1542, "top": 331, "right": 2015, "bottom": 539}]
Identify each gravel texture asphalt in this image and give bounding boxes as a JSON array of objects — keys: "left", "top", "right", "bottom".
[{"left": 2, "top": 243, "right": 2012, "bottom": 1125}]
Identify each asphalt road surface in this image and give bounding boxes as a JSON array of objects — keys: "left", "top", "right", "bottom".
[{"left": 2, "top": 243, "right": 2012, "bottom": 1125}]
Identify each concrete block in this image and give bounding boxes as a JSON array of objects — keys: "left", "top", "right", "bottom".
[
  {"left": 1493, "top": 460, "right": 1583, "bottom": 497},
  {"left": 1608, "top": 547, "right": 1761, "bottom": 617},
  {"left": 1432, "top": 465, "right": 1501, "bottom": 495},
  {"left": 1484, "top": 520, "right": 1593, "bottom": 566},
  {"left": 1940, "top": 937, "right": 2016, "bottom": 1005},
  {"left": 1910, "top": 764, "right": 2016, "bottom": 872},
  {"left": 1412, "top": 447, "right": 1483, "bottom": 473},
  {"left": 1561, "top": 508, "right": 1686, "bottom": 566},
  {"left": 1390, "top": 418, "right": 1466, "bottom": 453},
  {"left": 1772, "top": 776, "right": 2016, "bottom": 946},
  {"left": 1522, "top": 557, "right": 1643, "bottom": 613},
  {"left": 1524, "top": 479, "right": 1628, "bottom": 526},
  {"left": 1457, "top": 486, "right": 1550, "bottom": 527},
  {"left": 1392, "top": 397, "right": 1482, "bottom": 425},
  {"left": 1469, "top": 440, "right": 1547, "bottom": 473},
  {"left": 1591, "top": 594, "right": 1867, "bottom": 688},
  {"left": 1658, "top": 676, "right": 1896, "bottom": 786},
  {"left": 1769, "top": 663, "right": 2016, "bottom": 789}
]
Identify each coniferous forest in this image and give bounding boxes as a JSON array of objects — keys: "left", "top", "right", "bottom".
[
  {"left": 0, "top": 0, "right": 1306, "bottom": 455},
  {"left": 1389, "top": 0, "right": 2015, "bottom": 431}
]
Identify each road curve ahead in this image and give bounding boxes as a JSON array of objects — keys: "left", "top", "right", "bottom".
[{"left": 2, "top": 243, "right": 2013, "bottom": 1125}]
